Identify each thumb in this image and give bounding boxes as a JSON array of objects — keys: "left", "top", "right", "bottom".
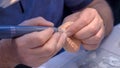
[{"left": 19, "top": 17, "right": 54, "bottom": 26}]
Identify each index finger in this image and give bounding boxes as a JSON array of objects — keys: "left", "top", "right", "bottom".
[{"left": 66, "top": 9, "right": 96, "bottom": 37}]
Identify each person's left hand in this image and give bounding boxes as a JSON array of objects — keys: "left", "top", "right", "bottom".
[{"left": 60, "top": 8, "right": 105, "bottom": 52}]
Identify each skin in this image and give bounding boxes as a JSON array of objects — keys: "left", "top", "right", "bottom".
[
  {"left": 59, "top": 21, "right": 81, "bottom": 52},
  {"left": 59, "top": 0, "right": 113, "bottom": 52},
  {"left": 0, "top": 17, "right": 67, "bottom": 68},
  {"left": 0, "top": 0, "right": 113, "bottom": 67}
]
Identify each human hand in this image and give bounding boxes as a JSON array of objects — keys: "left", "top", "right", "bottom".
[
  {"left": 15, "top": 17, "right": 67, "bottom": 67},
  {"left": 59, "top": 21, "right": 81, "bottom": 52},
  {"left": 61, "top": 8, "right": 105, "bottom": 52}
]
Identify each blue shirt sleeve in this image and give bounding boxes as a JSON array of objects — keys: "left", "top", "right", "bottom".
[{"left": 65, "top": 0, "right": 93, "bottom": 11}]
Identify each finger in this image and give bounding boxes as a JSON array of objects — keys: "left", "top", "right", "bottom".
[
  {"left": 59, "top": 21, "right": 81, "bottom": 52},
  {"left": 31, "top": 33, "right": 65, "bottom": 67},
  {"left": 82, "top": 25, "right": 105, "bottom": 45},
  {"left": 42, "top": 33, "right": 67, "bottom": 58},
  {"left": 29, "top": 32, "right": 61, "bottom": 56},
  {"left": 83, "top": 44, "right": 99, "bottom": 51},
  {"left": 19, "top": 17, "right": 54, "bottom": 26},
  {"left": 41, "top": 32, "right": 61, "bottom": 56},
  {"left": 15, "top": 28, "right": 54, "bottom": 48},
  {"left": 75, "top": 16, "right": 102, "bottom": 40},
  {"left": 66, "top": 9, "right": 96, "bottom": 36},
  {"left": 59, "top": 21, "right": 73, "bottom": 32},
  {"left": 64, "top": 37, "right": 81, "bottom": 52},
  {"left": 56, "top": 33, "right": 67, "bottom": 52},
  {"left": 63, "top": 12, "right": 80, "bottom": 23}
]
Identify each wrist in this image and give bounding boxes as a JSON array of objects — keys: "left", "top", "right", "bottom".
[{"left": 0, "top": 39, "right": 20, "bottom": 68}]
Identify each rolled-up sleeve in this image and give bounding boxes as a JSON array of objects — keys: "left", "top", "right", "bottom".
[{"left": 65, "top": 0, "right": 93, "bottom": 11}]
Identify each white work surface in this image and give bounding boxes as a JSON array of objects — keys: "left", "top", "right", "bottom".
[{"left": 38, "top": 24, "right": 120, "bottom": 68}]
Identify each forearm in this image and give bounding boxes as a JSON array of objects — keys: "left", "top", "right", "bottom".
[
  {"left": 0, "top": 39, "right": 19, "bottom": 68},
  {"left": 88, "top": 0, "right": 114, "bottom": 37}
]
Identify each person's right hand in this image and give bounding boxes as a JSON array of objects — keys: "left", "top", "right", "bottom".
[{"left": 15, "top": 17, "right": 67, "bottom": 67}]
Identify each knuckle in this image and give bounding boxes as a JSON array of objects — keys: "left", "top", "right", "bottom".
[
  {"left": 95, "top": 35, "right": 101, "bottom": 41},
  {"left": 45, "top": 46, "right": 55, "bottom": 55},
  {"left": 90, "top": 26, "right": 98, "bottom": 34},
  {"left": 90, "top": 8, "right": 97, "bottom": 13},
  {"left": 94, "top": 37, "right": 102, "bottom": 44},
  {"left": 85, "top": 8, "right": 97, "bottom": 15},
  {"left": 36, "top": 17, "right": 45, "bottom": 21},
  {"left": 90, "top": 8, "right": 98, "bottom": 17}
]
